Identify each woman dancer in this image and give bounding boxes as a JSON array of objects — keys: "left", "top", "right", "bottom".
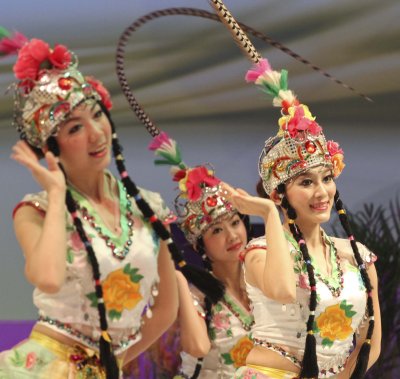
[
  {"left": 208, "top": 1, "right": 381, "bottom": 378},
  {"left": 0, "top": 32, "right": 216, "bottom": 379},
  {"left": 148, "top": 133, "right": 257, "bottom": 378}
]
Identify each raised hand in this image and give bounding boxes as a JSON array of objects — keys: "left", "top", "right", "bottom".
[
  {"left": 11, "top": 140, "right": 66, "bottom": 196},
  {"left": 219, "top": 182, "right": 275, "bottom": 220}
]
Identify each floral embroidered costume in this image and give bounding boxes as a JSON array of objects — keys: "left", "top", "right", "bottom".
[
  {"left": 0, "top": 30, "right": 199, "bottom": 379},
  {"left": 206, "top": 1, "right": 379, "bottom": 378},
  {"left": 175, "top": 289, "right": 254, "bottom": 379},
  {"left": 233, "top": 234, "right": 376, "bottom": 379},
  {"left": 0, "top": 183, "right": 173, "bottom": 379}
]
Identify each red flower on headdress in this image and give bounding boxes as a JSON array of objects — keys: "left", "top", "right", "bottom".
[
  {"left": 186, "top": 167, "right": 220, "bottom": 201},
  {"left": 172, "top": 169, "right": 187, "bottom": 182},
  {"left": 327, "top": 140, "right": 345, "bottom": 176},
  {"left": 85, "top": 76, "right": 113, "bottom": 110},
  {"left": 280, "top": 105, "right": 322, "bottom": 138},
  {"left": 13, "top": 39, "right": 50, "bottom": 80},
  {"left": 49, "top": 44, "right": 71, "bottom": 69},
  {"left": 13, "top": 38, "right": 72, "bottom": 81}
]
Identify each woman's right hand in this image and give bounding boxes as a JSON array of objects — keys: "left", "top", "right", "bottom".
[
  {"left": 11, "top": 140, "right": 66, "bottom": 196},
  {"left": 219, "top": 182, "right": 275, "bottom": 220}
]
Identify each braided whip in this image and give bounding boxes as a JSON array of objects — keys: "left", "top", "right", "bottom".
[{"left": 116, "top": 7, "right": 372, "bottom": 114}]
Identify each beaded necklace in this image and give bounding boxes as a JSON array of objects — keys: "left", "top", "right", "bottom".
[
  {"left": 221, "top": 292, "right": 254, "bottom": 331},
  {"left": 315, "top": 232, "right": 344, "bottom": 297},
  {"left": 286, "top": 230, "right": 344, "bottom": 297},
  {"left": 69, "top": 175, "right": 135, "bottom": 260}
]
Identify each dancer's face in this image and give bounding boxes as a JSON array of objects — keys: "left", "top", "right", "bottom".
[
  {"left": 285, "top": 166, "right": 336, "bottom": 226},
  {"left": 202, "top": 213, "right": 247, "bottom": 263},
  {"left": 56, "top": 101, "right": 112, "bottom": 174}
]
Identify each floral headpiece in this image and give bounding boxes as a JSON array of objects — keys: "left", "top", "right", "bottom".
[
  {"left": 148, "top": 132, "right": 234, "bottom": 244},
  {"left": 246, "top": 59, "right": 345, "bottom": 195},
  {"left": 2, "top": 30, "right": 113, "bottom": 149}
]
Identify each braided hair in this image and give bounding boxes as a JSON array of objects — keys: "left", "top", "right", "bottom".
[
  {"left": 276, "top": 183, "right": 374, "bottom": 379},
  {"left": 46, "top": 136, "right": 119, "bottom": 379}
]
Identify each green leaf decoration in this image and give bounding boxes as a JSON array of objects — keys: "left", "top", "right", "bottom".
[
  {"left": 86, "top": 292, "right": 98, "bottom": 307},
  {"left": 340, "top": 300, "right": 357, "bottom": 318},
  {"left": 227, "top": 328, "right": 233, "bottom": 337},
  {"left": 209, "top": 327, "right": 216, "bottom": 341},
  {"left": 66, "top": 248, "right": 74, "bottom": 264},
  {"left": 123, "top": 263, "right": 132, "bottom": 274},
  {"left": 109, "top": 309, "right": 122, "bottom": 320},
  {"left": 322, "top": 338, "right": 334, "bottom": 348},
  {"left": 66, "top": 225, "right": 75, "bottom": 232},
  {"left": 155, "top": 150, "right": 182, "bottom": 166},
  {"left": 214, "top": 303, "right": 222, "bottom": 312},
  {"left": 131, "top": 274, "right": 144, "bottom": 283},
  {"left": 10, "top": 350, "right": 24, "bottom": 367},
  {"left": 221, "top": 353, "right": 234, "bottom": 365},
  {"left": 280, "top": 69, "right": 288, "bottom": 90},
  {"left": 261, "top": 82, "right": 280, "bottom": 97},
  {"left": 122, "top": 264, "right": 143, "bottom": 283}
]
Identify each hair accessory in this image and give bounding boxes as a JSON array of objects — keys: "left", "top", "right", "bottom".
[
  {"left": 248, "top": 59, "right": 346, "bottom": 194},
  {"left": 2, "top": 31, "right": 113, "bottom": 148},
  {"left": 207, "top": 1, "right": 348, "bottom": 195},
  {"left": 148, "top": 131, "right": 235, "bottom": 244}
]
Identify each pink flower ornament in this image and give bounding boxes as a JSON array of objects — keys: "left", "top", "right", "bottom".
[
  {"left": 213, "top": 313, "right": 230, "bottom": 330},
  {"left": 25, "top": 352, "right": 37, "bottom": 370},
  {"left": 245, "top": 58, "right": 273, "bottom": 83}
]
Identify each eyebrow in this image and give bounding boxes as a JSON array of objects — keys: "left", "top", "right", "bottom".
[{"left": 296, "top": 169, "right": 332, "bottom": 179}]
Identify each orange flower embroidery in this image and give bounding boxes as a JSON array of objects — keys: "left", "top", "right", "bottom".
[
  {"left": 315, "top": 302, "right": 355, "bottom": 346},
  {"left": 229, "top": 336, "right": 254, "bottom": 368},
  {"left": 100, "top": 264, "right": 143, "bottom": 319}
]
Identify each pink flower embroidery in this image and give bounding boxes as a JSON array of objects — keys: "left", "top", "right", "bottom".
[
  {"left": 25, "top": 352, "right": 37, "bottom": 370},
  {"left": 298, "top": 274, "right": 310, "bottom": 290},
  {"left": 245, "top": 58, "right": 272, "bottom": 83},
  {"left": 70, "top": 231, "right": 87, "bottom": 252},
  {"left": 213, "top": 313, "right": 230, "bottom": 330}
]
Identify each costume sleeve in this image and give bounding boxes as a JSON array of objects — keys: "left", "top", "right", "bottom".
[
  {"left": 245, "top": 236, "right": 267, "bottom": 251},
  {"left": 12, "top": 192, "right": 48, "bottom": 218},
  {"left": 188, "top": 285, "right": 206, "bottom": 319},
  {"left": 139, "top": 188, "right": 177, "bottom": 225},
  {"left": 356, "top": 242, "right": 377, "bottom": 266}
]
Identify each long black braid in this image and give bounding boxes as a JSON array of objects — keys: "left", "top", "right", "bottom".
[
  {"left": 334, "top": 190, "right": 374, "bottom": 379},
  {"left": 99, "top": 103, "right": 224, "bottom": 304},
  {"left": 276, "top": 183, "right": 319, "bottom": 378},
  {"left": 46, "top": 137, "right": 119, "bottom": 379}
]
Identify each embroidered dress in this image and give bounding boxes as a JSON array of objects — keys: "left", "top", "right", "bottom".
[
  {"left": 235, "top": 233, "right": 376, "bottom": 379},
  {"left": 175, "top": 290, "right": 254, "bottom": 379},
  {"left": 0, "top": 173, "right": 174, "bottom": 378}
]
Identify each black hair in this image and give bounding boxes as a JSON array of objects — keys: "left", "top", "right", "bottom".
[{"left": 277, "top": 183, "right": 374, "bottom": 379}]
